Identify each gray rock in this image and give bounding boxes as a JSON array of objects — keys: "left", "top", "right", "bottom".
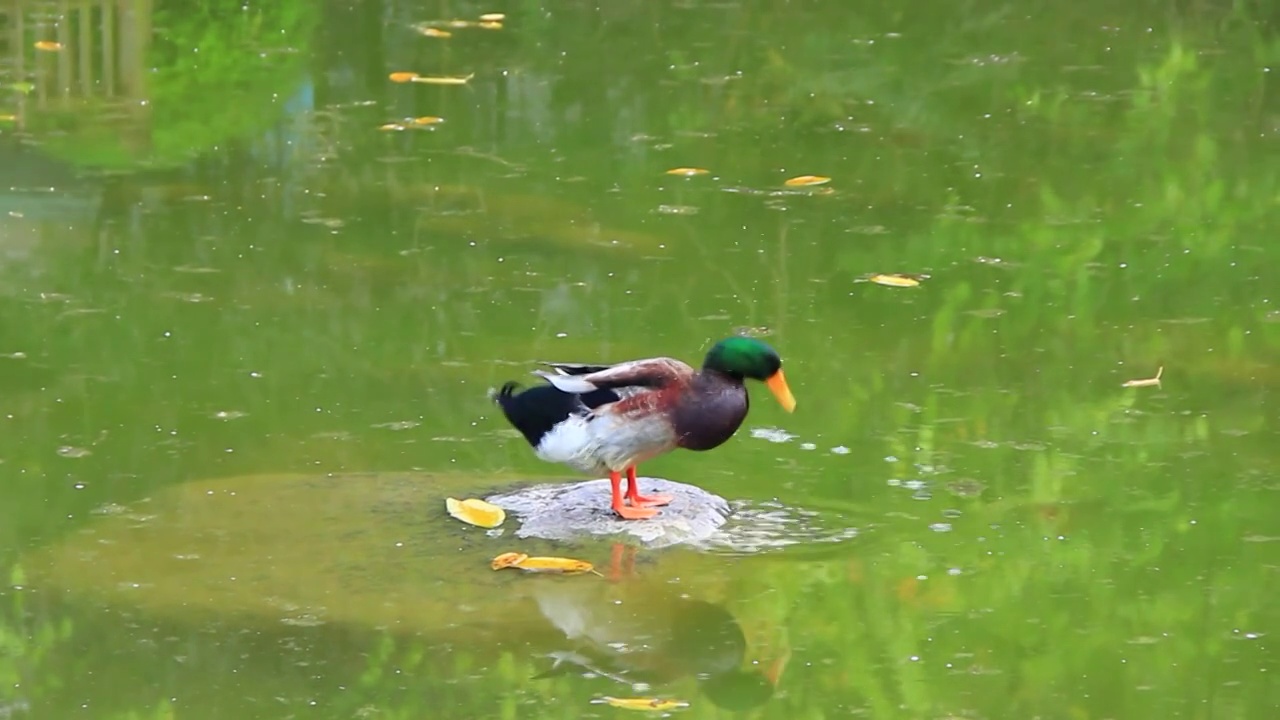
[
  {"left": 487, "top": 477, "right": 731, "bottom": 550},
  {"left": 487, "top": 478, "right": 862, "bottom": 553}
]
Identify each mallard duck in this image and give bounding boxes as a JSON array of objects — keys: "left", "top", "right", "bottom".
[{"left": 494, "top": 337, "right": 796, "bottom": 520}]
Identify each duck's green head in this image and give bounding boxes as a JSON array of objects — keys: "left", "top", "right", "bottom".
[{"left": 703, "top": 337, "right": 796, "bottom": 412}]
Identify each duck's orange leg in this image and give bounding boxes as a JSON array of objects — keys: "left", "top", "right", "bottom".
[
  {"left": 611, "top": 470, "right": 657, "bottom": 519},
  {"left": 625, "top": 466, "right": 673, "bottom": 508}
]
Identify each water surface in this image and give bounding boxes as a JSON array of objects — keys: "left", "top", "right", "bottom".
[{"left": 1, "top": 1, "right": 1277, "bottom": 718}]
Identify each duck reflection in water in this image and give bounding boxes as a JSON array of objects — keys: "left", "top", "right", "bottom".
[{"left": 527, "top": 544, "right": 788, "bottom": 711}]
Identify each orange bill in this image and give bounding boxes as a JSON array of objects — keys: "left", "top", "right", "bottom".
[{"left": 765, "top": 370, "right": 796, "bottom": 412}]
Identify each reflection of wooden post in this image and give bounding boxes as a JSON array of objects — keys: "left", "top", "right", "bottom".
[
  {"left": 57, "top": 0, "right": 70, "bottom": 101},
  {"left": 119, "top": 0, "right": 151, "bottom": 100},
  {"left": 119, "top": 0, "right": 152, "bottom": 155},
  {"left": 19, "top": 9, "right": 25, "bottom": 93},
  {"left": 0, "top": 1, "right": 131, "bottom": 102},
  {"left": 78, "top": 0, "right": 91, "bottom": 96},
  {"left": 10, "top": 1, "right": 28, "bottom": 122},
  {"left": 2, "top": 3, "right": 21, "bottom": 76},
  {"left": 102, "top": 0, "right": 115, "bottom": 96},
  {"left": 2, "top": 0, "right": 155, "bottom": 153}
]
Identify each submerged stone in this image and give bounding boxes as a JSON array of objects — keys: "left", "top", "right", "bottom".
[
  {"left": 488, "top": 477, "right": 732, "bottom": 550},
  {"left": 23, "top": 472, "right": 860, "bottom": 635}
]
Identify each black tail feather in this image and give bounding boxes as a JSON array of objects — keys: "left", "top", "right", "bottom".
[
  {"left": 494, "top": 382, "right": 583, "bottom": 448},
  {"left": 494, "top": 380, "right": 619, "bottom": 448}
]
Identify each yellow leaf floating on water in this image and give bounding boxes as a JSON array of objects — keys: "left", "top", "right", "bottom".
[
  {"left": 390, "top": 72, "right": 473, "bottom": 85},
  {"left": 479, "top": 13, "right": 506, "bottom": 22},
  {"left": 379, "top": 117, "right": 443, "bottom": 131},
  {"left": 418, "top": 73, "right": 473, "bottom": 85},
  {"left": 867, "top": 273, "right": 922, "bottom": 288},
  {"left": 445, "top": 497, "right": 506, "bottom": 528},
  {"left": 34, "top": 41, "right": 63, "bottom": 52},
  {"left": 599, "top": 697, "right": 691, "bottom": 712},
  {"left": 490, "top": 552, "right": 597, "bottom": 575},
  {"left": 517, "top": 556, "right": 596, "bottom": 574},
  {"left": 490, "top": 552, "right": 529, "bottom": 570},
  {"left": 666, "top": 167, "right": 709, "bottom": 177},
  {"left": 1121, "top": 366, "right": 1163, "bottom": 388},
  {"left": 416, "top": 26, "right": 453, "bottom": 38},
  {"left": 783, "top": 175, "right": 831, "bottom": 187}
]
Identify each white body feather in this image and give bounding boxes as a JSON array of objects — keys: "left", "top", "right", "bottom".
[{"left": 535, "top": 410, "right": 677, "bottom": 475}]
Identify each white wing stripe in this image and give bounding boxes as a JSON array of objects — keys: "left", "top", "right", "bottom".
[{"left": 533, "top": 370, "right": 600, "bottom": 394}]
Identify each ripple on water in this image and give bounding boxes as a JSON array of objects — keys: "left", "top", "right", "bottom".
[
  {"left": 946, "top": 478, "right": 986, "bottom": 498},
  {"left": 371, "top": 421, "right": 421, "bottom": 431},
  {"left": 696, "top": 499, "right": 860, "bottom": 555},
  {"left": 749, "top": 427, "right": 796, "bottom": 443}
]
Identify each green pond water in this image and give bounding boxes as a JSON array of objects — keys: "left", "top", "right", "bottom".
[{"left": 1, "top": 0, "right": 1278, "bottom": 718}]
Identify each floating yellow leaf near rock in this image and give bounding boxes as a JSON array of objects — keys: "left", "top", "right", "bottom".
[
  {"left": 517, "top": 556, "right": 596, "bottom": 574},
  {"left": 445, "top": 497, "right": 506, "bottom": 528},
  {"left": 784, "top": 175, "right": 831, "bottom": 187},
  {"left": 666, "top": 167, "right": 709, "bottom": 177},
  {"left": 490, "top": 552, "right": 597, "bottom": 575},
  {"left": 599, "top": 697, "right": 691, "bottom": 712},
  {"left": 490, "top": 552, "right": 528, "bottom": 570},
  {"left": 867, "top": 273, "right": 923, "bottom": 288},
  {"left": 1121, "top": 366, "right": 1163, "bottom": 388},
  {"left": 34, "top": 41, "right": 63, "bottom": 51}
]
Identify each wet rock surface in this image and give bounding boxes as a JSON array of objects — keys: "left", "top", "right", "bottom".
[
  {"left": 487, "top": 477, "right": 731, "bottom": 550},
  {"left": 488, "top": 478, "right": 859, "bottom": 552}
]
